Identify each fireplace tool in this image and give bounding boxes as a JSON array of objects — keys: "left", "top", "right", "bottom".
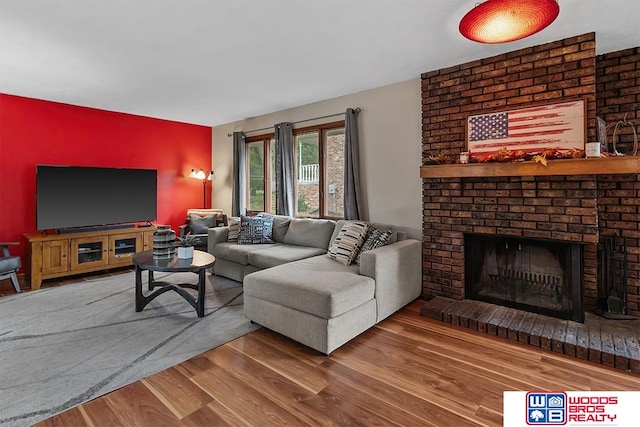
[{"left": 597, "top": 236, "right": 635, "bottom": 319}]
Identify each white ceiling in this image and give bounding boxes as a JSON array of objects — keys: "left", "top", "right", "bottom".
[{"left": 1, "top": 0, "right": 639, "bottom": 127}]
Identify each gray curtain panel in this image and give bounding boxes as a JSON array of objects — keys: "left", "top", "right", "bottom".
[
  {"left": 274, "top": 122, "right": 295, "bottom": 216},
  {"left": 344, "top": 108, "right": 363, "bottom": 220},
  {"left": 231, "top": 131, "right": 246, "bottom": 217}
]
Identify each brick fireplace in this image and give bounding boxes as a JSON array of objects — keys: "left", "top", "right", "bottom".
[
  {"left": 420, "top": 33, "right": 640, "bottom": 319},
  {"left": 465, "top": 233, "right": 583, "bottom": 322}
]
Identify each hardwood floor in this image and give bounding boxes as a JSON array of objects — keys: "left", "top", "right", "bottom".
[{"left": 35, "top": 300, "right": 640, "bottom": 427}]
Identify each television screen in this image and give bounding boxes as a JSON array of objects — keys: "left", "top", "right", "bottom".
[{"left": 36, "top": 165, "right": 157, "bottom": 231}]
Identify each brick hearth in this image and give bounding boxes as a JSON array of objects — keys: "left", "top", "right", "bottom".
[{"left": 421, "top": 296, "right": 640, "bottom": 374}]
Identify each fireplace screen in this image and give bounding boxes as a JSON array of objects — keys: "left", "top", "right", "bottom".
[{"left": 465, "top": 234, "right": 583, "bottom": 322}]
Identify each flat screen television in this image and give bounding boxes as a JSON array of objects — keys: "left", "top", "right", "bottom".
[{"left": 36, "top": 165, "right": 157, "bottom": 231}]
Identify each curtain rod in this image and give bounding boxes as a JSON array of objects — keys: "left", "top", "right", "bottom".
[{"left": 226, "top": 107, "right": 361, "bottom": 137}]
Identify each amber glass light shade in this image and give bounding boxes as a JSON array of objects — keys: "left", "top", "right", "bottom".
[{"left": 459, "top": 0, "right": 559, "bottom": 44}]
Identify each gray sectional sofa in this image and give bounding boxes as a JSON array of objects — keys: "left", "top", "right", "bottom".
[{"left": 207, "top": 215, "right": 421, "bottom": 354}]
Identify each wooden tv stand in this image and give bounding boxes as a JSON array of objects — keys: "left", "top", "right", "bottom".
[{"left": 23, "top": 226, "right": 157, "bottom": 290}]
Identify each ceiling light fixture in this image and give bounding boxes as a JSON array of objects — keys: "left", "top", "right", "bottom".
[{"left": 459, "top": 0, "right": 560, "bottom": 44}]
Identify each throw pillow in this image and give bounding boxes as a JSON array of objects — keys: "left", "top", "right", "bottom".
[
  {"left": 227, "top": 217, "right": 241, "bottom": 242},
  {"left": 188, "top": 214, "right": 216, "bottom": 234},
  {"left": 326, "top": 221, "right": 369, "bottom": 265},
  {"left": 258, "top": 213, "right": 291, "bottom": 243},
  {"left": 355, "top": 228, "right": 393, "bottom": 265},
  {"left": 237, "top": 215, "right": 275, "bottom": 244}
]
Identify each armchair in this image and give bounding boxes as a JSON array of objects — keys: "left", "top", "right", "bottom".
[
  {"left": 0, "top": 242, "right": 21, "bottom": 293},
  {"left": 179, "top": 209, "right": 227, "bottom": 249}
]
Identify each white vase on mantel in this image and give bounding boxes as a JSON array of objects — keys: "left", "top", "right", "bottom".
[{"left": 177, "top": 246, "right": 194, "bottom": 259}]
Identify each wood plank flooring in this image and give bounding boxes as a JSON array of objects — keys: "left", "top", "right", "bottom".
[{"left": 35, "top": 300, "right": 640, "bottom": 427}]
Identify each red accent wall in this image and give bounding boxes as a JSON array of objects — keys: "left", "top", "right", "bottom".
[{"left": 0, "top": 94, "right": 213, "bottom": 261}]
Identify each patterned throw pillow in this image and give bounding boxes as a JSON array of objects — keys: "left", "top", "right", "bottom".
[
  {"left": 326, "top": 221, "right": 369, "bottom": 265},
  {"left": 355, "top": 228, "right": 393, "bottom": 265},
  {"left": 237, "top": 215, "right": 275, "bottom": 244},
  {"left": 227, "top": 217, "right": 241, "bottom": 242}
]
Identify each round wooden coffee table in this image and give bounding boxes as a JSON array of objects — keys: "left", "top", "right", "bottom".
[{"left": 132, "top": 250, "right": 215, "bottom": 317}]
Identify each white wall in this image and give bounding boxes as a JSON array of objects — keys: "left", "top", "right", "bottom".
[{"left": 211, "top": 78, "right": 422, "bottom": 239}]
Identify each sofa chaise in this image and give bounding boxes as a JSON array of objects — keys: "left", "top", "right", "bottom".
[{"left": 207, "top": 215, "right": 421, "bottom": 354}]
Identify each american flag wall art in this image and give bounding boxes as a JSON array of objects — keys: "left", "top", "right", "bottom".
[{"left": 466, "top": 100, "right": 585, "bottom": 153}]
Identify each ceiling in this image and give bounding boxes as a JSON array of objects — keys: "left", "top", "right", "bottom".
[{"left": 1, "top": 1, "right": 639, "bottom": 127}]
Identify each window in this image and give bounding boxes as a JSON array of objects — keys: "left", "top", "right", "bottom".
[
  {"left": 324, "top": 127, "right": 346, "bottom": 218},
  {"left": 246, "top": 140, "right": 264, "bottom": 212},
  {"left": 295, "top": 131, "right": 319, "bottom": 216},
  {"left": 244, "top": 121, "right": 345, "bottom": 219},
  {"left": 245, "top": 136, "right": 275, "bottom": 213},
  {"left": 295, "top": 123, "right": 345, "bottom": 218}
]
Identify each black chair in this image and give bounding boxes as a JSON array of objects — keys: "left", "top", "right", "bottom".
[{"left": 0, "top": 242, "right": 21, "bottom": 293}]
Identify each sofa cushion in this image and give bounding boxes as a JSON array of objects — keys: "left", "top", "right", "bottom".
[
  {"left": 188, "top": 214, "right": 217, "bottom": 234},
  {"left": 244, "top": 256, "right": 375, "bottom": 319},
  {"left": 0, "top": 256, "right": 20, "bottom": 272},
  {"left": 238, "top": 215, "right": 274, "bottom": 244},
  {"left": 284, "top": 218, "right": 335, "bottom": 249},
  {"left": 327, "top": 221, "right": 369, "bottom": 265},
  {"left": 355, "top": 228, "right": 393, "bottom": 265},
  {"left": 259, "top": 213, "right": 291, "bottom": 243},
  {"left": 212, "top": 242, "right": 279, "bottom": 265},
  {"left": 248, "top": 245, "right": 327, "bottom": 269},
  {"left": 227, "top": 217, "right": 241, "bottom": 242}
]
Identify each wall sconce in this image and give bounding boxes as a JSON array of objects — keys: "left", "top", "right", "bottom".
[
  {"left": 459, "top": 0, "right": 559, "bottom": 44},
  {"left": 189, "top": 168, "right": 214, "bottom": 209}
]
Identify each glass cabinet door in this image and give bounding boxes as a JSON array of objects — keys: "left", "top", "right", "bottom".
[
  {"left": 71, "top": 236, "right": 109, "bottom": 270},
  {"left": 109, "top": 233, "right": 141, "bottom": 265}
]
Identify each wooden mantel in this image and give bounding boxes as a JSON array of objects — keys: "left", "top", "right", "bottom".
[{"left": 420, "top": 156, "right": 640, "bottom": 178}]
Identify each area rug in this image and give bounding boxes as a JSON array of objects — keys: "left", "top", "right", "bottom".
[{"left": 0, "top": 271, "right": 259, "bottom": 427}]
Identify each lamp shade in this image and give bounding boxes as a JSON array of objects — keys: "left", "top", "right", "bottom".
[
  {"left": 459, "top": 0, "right": 559, "bottom": 44},
  {"left": 189, "top": 168, "right": 207, "bottom": 180}
]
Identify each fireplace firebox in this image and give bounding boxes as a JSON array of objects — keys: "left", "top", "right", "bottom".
[{"left": 465, "top": 234, "right": 584, "bottom": 322}]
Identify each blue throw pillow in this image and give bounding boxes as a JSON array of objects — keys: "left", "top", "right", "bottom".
[{"left": 237, "top": 215, "right": 274, "bottom": 244}]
